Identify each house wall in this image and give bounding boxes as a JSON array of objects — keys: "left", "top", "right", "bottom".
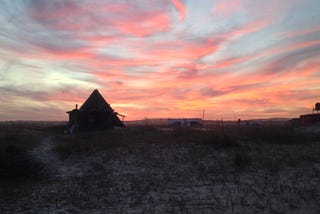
[{"left": 67, "top": 110, "right": 114, "bottom": 132}]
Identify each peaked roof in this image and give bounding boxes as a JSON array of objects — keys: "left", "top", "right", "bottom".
[
  {"left": 79, "top": 89, "right": 113, "bottom": 112},
  {"left": 80, "top": 89, "right": 125, "bottom": 127}
]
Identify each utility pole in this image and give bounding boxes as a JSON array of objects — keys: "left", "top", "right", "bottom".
[{"left": 202, "top": 109, "right": 205, "bottom": 120}]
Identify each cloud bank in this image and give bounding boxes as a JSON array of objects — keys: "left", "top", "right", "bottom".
[{"left": 0, "top": 0, "right": 319, "bottom": 120}]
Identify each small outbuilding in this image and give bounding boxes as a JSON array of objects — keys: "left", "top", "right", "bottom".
[
  {"left": 66, "top": 89, "right": 125, "bottom": 133},
  {"left": 299, "top": 102, "right": 320, "bottom": 126}
]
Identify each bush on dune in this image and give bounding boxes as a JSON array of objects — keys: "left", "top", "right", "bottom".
[
  {"left": 0, "top": 127, "right": 42, "bottom": 149},
  {"left": 0, "top": 145, "right": 44, "bottom": 181},
  {"left": 243, "top": 126, "right": 312, "bottom": 144},
  {"left": 0, "top": 127, "right": 44, "bottom": 181},
  {"left": 202, "top": 133, "right": 240, "bottom": 149},
  {"left": 52, "top": 130, "right": 128, "bottom": 159}
]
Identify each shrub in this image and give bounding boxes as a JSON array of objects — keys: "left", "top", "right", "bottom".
[
  {"left": 202, "top": 133, "right": 240, "bottom": 149},
  {"left": 0, "top": 127, "right": 42, "bottom": 149},
  {"left": 266, "top": 159, "right": 281, "bottom": 174},
  {"left": 233, "top": 151, "right": 251, "bottom": 169},
  {"left": 52, "top": 130, "right": 128, "bottom": 159},
  {"left": 234, "top": 125, "right": 312, "bottom": 144},
  {"left": 0, "top": 126, "right": 44, "bottom": 181},
  {"left": 41, "top": 125, "right": 66, "bottom": 135},
  {"left": 0, "top": 145, "right": 44, "bottom": 181}
]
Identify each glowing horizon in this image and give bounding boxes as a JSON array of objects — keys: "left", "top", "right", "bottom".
[{"left": 0, "top": 0, "right": 319, "bottom": 121}]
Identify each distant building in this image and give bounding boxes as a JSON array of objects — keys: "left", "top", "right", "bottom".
[
  {"left": 167, "top": 118, "right": 203, "bottom": 128},
  {"left": 239, "top": 120, "right": 263, "bottom": 126},
  {"left": 66, "top": 89, "right": 125, "bottom": 133},
  {"left": 299, "top": 102, "right": 320, "bottom": 126}
]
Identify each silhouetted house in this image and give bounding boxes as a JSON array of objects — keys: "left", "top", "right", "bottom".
[{"left": 66, "top": 89, "right": 125, "bottom": 133}]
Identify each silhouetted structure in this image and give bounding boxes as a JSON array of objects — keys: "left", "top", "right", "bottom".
[
  {"left": 300, "top": 102, "right": 320, "bottom": 126},
  {"left": 313, "top": 102, "right": 320, "bottom": 113},
  {"left": 66, "top": 89, "right": 125, "bottom": 133}
]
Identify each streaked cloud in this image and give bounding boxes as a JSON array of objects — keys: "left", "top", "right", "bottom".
[{"left": 0, "top": 0, "right": 319, "bottom": 121}]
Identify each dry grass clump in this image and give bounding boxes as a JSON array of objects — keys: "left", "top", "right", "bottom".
[
  {"left": 52, "top": 127, "right": 241, "bottom": 159},
  {"left": 0, "top": 145, "right": 44, "bottom": 181},
  {"left": 236, "top": 125, "right": 318, "bottom": 144},
  {"left": 52, "top": 129, "right": 129, "bottom": 159},
  {"left": 0, "top": 127, "right": 42, "bottom": 149},
  {"left": 0, "top": 127, "right": 44, "bottom": 181},
  {"left": 51, "top": 124, "right": 318, "bottom": 160},
  {"left": 201, "top": 133, "right": 240, "bottom": 149},
  {"left": 40, "top": 125, "right": 66, "bottom": 135},
  {"left": 233, "top": 151, "right": 251, "bottom": 169}
]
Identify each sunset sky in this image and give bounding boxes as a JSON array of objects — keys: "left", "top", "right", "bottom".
[{"left": 0, "top": 0, "right": 319, "bottom": 121}]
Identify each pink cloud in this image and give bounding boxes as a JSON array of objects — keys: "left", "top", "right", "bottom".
[
  {"left": 267, "top": 40, "right": 320, "bottom": 58},
  {"left": 30, "top": 1, "right": 173, "bottom": 37},
  {"left": 113, "top": 12, "right": 171, "bottom": 37},
  {"left": 171, "top": 0, "right": 186, "bottom": 21},
  {"left": 144, "top": 37, "right": 222, "bottom": 64},
  {"left": 207, "top": 55, "right": 254, "bottom": 70},
  {"left": 278, "top": 26, "right": 320, "bottom": 39},
  {"left": 213, "top": 0, "right": 242, "bottom": 16},
  {"left": 230, "top": 18, "right": 271, "bottom": 39}
]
